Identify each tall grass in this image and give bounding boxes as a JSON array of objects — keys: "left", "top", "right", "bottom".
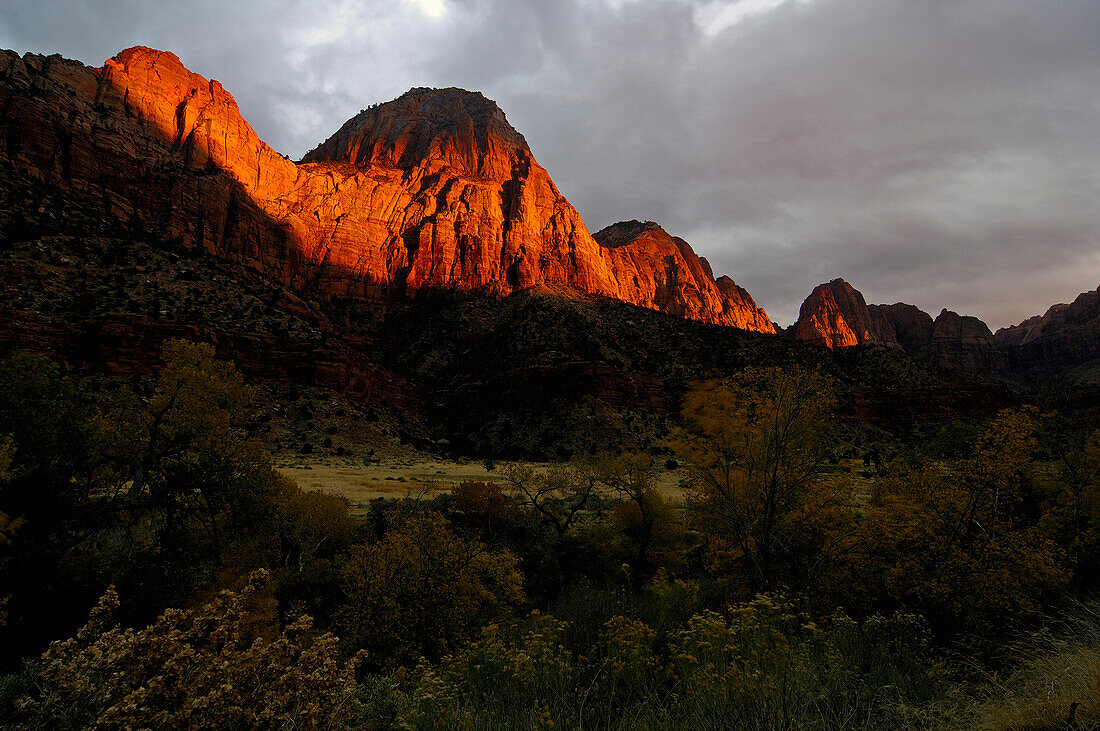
[
  {"left": 356, "top": 594, "right": 948, "bottom": 730},
  {"left": 352, "top": 598, "right": 1100, "bottom": 730},
  {"left": 956, "top": 601, "right": 1100, "bottom": 730}
]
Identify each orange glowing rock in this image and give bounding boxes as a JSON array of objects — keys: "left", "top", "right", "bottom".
[
  {"left": 791, "top": 278, "right": 894, "bottom": 348},
  {"left": 593, "top": 221, "right": 774, "bottom": 332},
  {"left": 0, "top": 46, "right": 775, "bottom": 333}
]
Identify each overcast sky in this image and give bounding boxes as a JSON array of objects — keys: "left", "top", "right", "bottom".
[{"left": 3, "top": 0, "right": 1099, "bottom": 327}]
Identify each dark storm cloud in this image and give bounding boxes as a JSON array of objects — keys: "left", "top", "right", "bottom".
[{"left": 2, "top": 0, "right": 1098, "bottom": 326}]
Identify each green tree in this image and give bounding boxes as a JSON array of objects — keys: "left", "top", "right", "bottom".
[
  {"left": 582, "top": 452, "right": 682, "bottom": 586},
  {"left": 337, "top": 509, "right": 525, "bottom": 667},
  {"left": 450, "top": 479, "right": 518, "bottom": 543},
  {"left": 269, "top": 480, "right": 355, "bottom": 626},
  {"left": 0, "top": 343, "right": 355, "bottom": 666},
  {"left": 674, "top": 367, "right": 854, "bottom": 595},
  {"left": 0, "top": 436, "right": 18, "bottom": 626},
  {"left": 96, "top": 339, "right": 258, "bottom": 528},
  {"left": 1043, "top": 428, "right": 1100, "bottom": 590},
  {"left": 92, "top": 340, "right": 283, "bottom": 612},
  {"left": 0, "top": 353, "right": 97, "bottom": 664},
  {"left": 866, "top": 408, "right": 1068, "bottom": 635},
  {"left": 0, "top": 435, "right": 14, "bottom": 619},
  {"left": 500, "top": 463, "right": 603, "bottom": 539}
]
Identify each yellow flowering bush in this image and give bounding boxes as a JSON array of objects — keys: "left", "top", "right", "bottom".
[
  {"left": 670, "top": 596, "right": 803, "bottom": 717},
  {"left": 8, "top": 570, "right": 360, "bottom": 730},
  {"left": 665, "top": 595, "right": 941, "bottom": 729},
  {"left": 390, "top": 610, "right": 574, "bottom": 729}
]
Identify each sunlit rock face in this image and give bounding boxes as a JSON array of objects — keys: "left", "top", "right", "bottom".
[
  {"left": 303, "top": 87, "right": 531, "bottom": 180},
  {"left": 592, "top": 221, "right": 775, "bottom": 333},
  {"left": 791, "top": 278, "right": 897, "bottom": 349},
  {"left": 0, "top": 46, "right": 774, "bottom": 332}
]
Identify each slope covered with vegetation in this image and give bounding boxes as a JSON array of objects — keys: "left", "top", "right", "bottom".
[{"left": 0, "top": 343, "right": 1097, "bottom": 728}]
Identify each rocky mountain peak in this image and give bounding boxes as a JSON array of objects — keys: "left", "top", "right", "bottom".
[
  {"left": 593, "top": 220, "right": 665, "bottom": 249},
  {"left": 790, "top": 279, "right": 1012, "bottom": 372},
  {"left": 869, "top": 302, "right": 934, "bottom": 360},
  {"left": 302, "top": 86, "right": 529, "bottom": 180},
  {"left": 592, "top": 221, "right": 775, "bottom": 333},
  {"left": 791, "top": 278, "right": 894, "bottom": 349},
  {"left": 994, "top": 284, "right": 1100, "bottom": 375},
  {"left": 0, "top": 45, "right": 778, "bottom": 333}
]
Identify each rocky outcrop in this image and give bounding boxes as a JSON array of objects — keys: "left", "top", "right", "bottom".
[
  {"left": 0, "top": 47, "right": 774, "bottom": 332},
  {"left": 869, "top": 303, "right": 934, "bottom": 361},
  {"left": 592, "top": 221, "right": 775, "bottom": 332},
  {"left": 995, "top": 285, "right": 1100, "bottom": 374},
  {"left": 795, "top": 277, "right": 1100, "bottom": 376},
  {"left": 793, "top": 280, "right": 1003, "bottom": 373},
  {"left": 303, "top": 87, "right": 530, "bottom": 180},
  {"left": 929, "top": 309, "right": 1002, "bottom": 373},
  {"left": 791, "top": 278, "right": 897, "bottom": 349},
  {"left": 0, "top": 48, "right": 298, "bottom": 276},
  {"left": 716, "top": 277, "right": 774, "bottom": 332}
]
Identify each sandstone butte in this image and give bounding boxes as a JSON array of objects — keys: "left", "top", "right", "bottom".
[{"left": 0, "top": 46, "right": 775, "bottom": 333}]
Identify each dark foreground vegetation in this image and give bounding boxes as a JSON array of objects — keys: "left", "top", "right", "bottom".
[{"left": 0, "top": 343, "right": 1098, "bottom": 729}]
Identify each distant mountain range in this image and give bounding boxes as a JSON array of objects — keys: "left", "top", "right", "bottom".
[
  {"left": 790, "top": 277, "right": 1100, "bottom": 378},
  {"left": 1, "top": 45, "right": 1096, "bottom": 380}
]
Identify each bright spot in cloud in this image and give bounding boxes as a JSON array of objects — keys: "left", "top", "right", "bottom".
[
  {"left": 406, "top": 0, "right": 447, "bottom": 19},
  {"left": 695, "top": 0, "right": 804, "bottom": 35}
]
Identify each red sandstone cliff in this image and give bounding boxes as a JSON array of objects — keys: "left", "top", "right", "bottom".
[
  {"left": 591, "top": 221, "right": 774, "bottom": 332},
  {"left": 928, "top": 309, "right": 1002, "bottom": 373},
  {"left": 790, "top": 278, "right": 897, "bottom": 349},
  {"left": 0, "top": 47, "right": 774, "bottom": 332},
  {"left": 869, "top": 303, "right": 933, "bottom": 361}
]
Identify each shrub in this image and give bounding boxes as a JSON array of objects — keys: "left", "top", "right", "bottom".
[
  {"left": 451, "top": 479, "right": 517, "bottom": 538},
  {"left": 358, "top": 595, "right": 945, "bottom": 730},
  {"left": 866, "top": 409, "right": 1070, "bottom": 636},
  {"left": 4, "top": 570, "right": 360, "bottom": 730},
  {"left": 337, "top": 509, "right": 525, "bottom": 666},
  {"left": 675, "top": 368, "right": 855, "bottom": 596}
]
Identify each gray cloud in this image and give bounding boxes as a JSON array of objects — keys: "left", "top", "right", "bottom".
[{"left": 2, "top": 0, "right": 1099, "bottom": 326}]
